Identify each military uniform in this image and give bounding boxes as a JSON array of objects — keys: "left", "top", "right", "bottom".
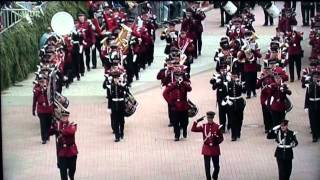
[
  {"left": 75, "top": 14, "right": 96, "bottom": 73},
  {"left": 304, "top": 72, "right": 320, "bottom": 142},
  {"left": 273, "top": 120, "right": 298, "bottom": 180},
  {"left": 49, "top": 111, "right": 78, "bottom": 180},
  {"left": 191, "top": 111, "right": 224, "bottom": 180},
  {"left": 163, "top": 68, "right": 192, "bottom": 141},
  {"left": 287, "top": 31, "right": 303, "bottom": 82},
  {"left": 237, "top": 48, "right": 262, "bottom": 98},
  {"left": 222, "top": 74, "right": 246, "bottom": 141},
  {"left": 210, "top": 72, "right": 230, "bottom": 133},
  {"left": 256, "top": 68, "right": 275, "bottom": 133},
  {"left": 160, "top": 22, "right": 179, "bottom": 55},
  {"left": 107, "top": 72, "right": 128, "bottom": 142},
  {"left": 269, "top": 77, "right": 292, "bottom": 139},
  {"left": 32, "top": 78, "right": 54, "bottom": 144}
]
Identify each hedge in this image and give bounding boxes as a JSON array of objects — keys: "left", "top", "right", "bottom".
[{"left": 0, "top": 1, "right": 88, "bottom": 91}]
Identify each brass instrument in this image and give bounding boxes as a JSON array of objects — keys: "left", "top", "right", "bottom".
[{"left": 115, "top": 24, "right": 132, "bottom": 54}]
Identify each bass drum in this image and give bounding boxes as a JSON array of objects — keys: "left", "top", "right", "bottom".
[
  {"left": 221, "top": 1, "right": 238, "bottom": 16},
  {"left": 264, "top": 2, "right": 280, "bottom": 18},
  {"left": 124, "top": 91, "right": 138, "bottom": 117},
  {"left": 188, "top": 99, "right": 198, "bottom": 118}
]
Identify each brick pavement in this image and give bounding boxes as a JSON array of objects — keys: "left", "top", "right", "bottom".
[{"left": 2, "top": 2, "right": 320, "bottom": 180}]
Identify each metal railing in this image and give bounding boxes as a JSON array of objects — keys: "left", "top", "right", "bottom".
[
  {"left": 128, "top": 1, "right": 187, "bottom": 26},
  {"left": 0, "top": 2, "right": 48, "bottom": 34}
]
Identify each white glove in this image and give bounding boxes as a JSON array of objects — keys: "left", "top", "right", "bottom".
[
  {"left": 92, "top": 44, "right": 95, "bottom": 49},
  {"left": 226, "top": 75, "right": 231, "bottom": 82},
  {"left": 304, "top": 108, "right": 308, "bottom": 113},
  {"left": 216, "top": 78, "right": 221, "bottom": 83},
  {"left": 79, "top": 45, "right": 83, "bottom": 54}
]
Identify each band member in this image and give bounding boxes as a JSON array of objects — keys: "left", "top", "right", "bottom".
[
  {"left": 301, "top": 59, "right": 319, "bottom": 88},
  {"left": 157, "top": 48, "right": 188, "bottom": 127},
  {"left": 222, "top": 72, "right": 246, "bottom": 141},
  {"left": 163, "top": 67, "right": 192, "bottom": 141},
  {"left": 264, "top": 41, "right": 288, "bottom": 69},
  {"left": 191, "top": 111, "right": 224, "bottom": 180},
  {"left": 160, "top": 21, "right": 179, "bottom": 55},
  {"left": 49, "top": 110, "right": 78, "bottom": 180},
  {"left": 256, "top": 67, "right": 275, "bottom": 133},
  {"left": 273, "top": 119, "right": 298, "bottom": 180},
  {"left": 268, "top": 72, "right": 292, "bottom": 139},
  {"left": 75, "top": 13, "right": 96, "bottom": 73},
  {"left": 214, "top": 37, "right": 231, "bottom": 73},
  {"left": 178, "top": 30, "right": 195, "bottom": 75},
  {"left": 287, "top": 30, "right": 303, "bottom": 82},
  {"left": 301, "top": 1, "right": 315, "bottom": 26},
  {"left": 63, "top": 34, "right": 74, "bottom": 87},
  {"left": 277, "top": 5, "right": 298, "bottom": 33},
  {"left": 32, "top": 75, "right": 54, "bottom": 144},
  {"left": 107, "top": 70, "right": 128, "bottom": 142},
  {"left": 237, "top": 43, "right": 262, "bottom": 98},
  {"left": 304, "top": 71, "right": 320, "bottom": 142},
  {"left": 192, "top": 2, "right": 206, "bottom": 56},
  {"left": 210, "top": 66, "right": 230, "bottom": 133}
]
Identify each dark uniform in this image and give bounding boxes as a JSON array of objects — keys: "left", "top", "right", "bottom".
[
  {"left": 210, "top": 72, "right": 229, "bottom": 133},
  {"left": 160, "top": 22, "right": 179, "bottom": 55},
  {"left": 105, "top": 69, "right": 128, "bottom": 142},
  {"left": 273, "top": 120, "right": 298, "bottom": 180},
  {"left": 304, "top": 72, "right": 320, "bottom": 142},
  {"left": 222, "top": 73, "right": 246, "bottom": 141},
  {"left": 191, "top": 112, "right": 224, "bottom": 180},
  {"left": 301, "top": 2, "right": 315, "bottom": 26}
]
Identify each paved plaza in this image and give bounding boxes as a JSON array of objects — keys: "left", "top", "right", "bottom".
[{"left": 1, "top": 2, "right": 320, "bottom": 180}]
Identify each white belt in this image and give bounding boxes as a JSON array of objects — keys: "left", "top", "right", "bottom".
[
  {"left": 167, "top": 43, "right": 171, "bottom": 45},
  {"left": 112, "top": 98, "right": 124, "bottom": 101},
  {"left": 277, "top": 145, "right": 292, "bottom": 148},
  {"left": 309, "top": 98, "right": 320, "bottom": 101},
  {"left": 229, "top": 96, "right": 242, "bottom": 100},
  {"left": 73, "top": 41, "right": 80, "bottom": 44}
]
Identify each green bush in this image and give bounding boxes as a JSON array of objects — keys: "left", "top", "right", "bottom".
[{"left": 0, "top": 1, "right": 88, "bottom": 91}]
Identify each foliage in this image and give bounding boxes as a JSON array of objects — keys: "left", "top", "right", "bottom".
[{"left": 0, "top": 1, "right": 88, "bottom": 90}]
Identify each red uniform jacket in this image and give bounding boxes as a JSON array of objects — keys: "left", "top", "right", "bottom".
[
  {"left": 270, "top": 83, "right": 292, "bottom": 112},
  {"left": 50, "top": 121, "right": 78, "bottom": 157},
  {"left": 288, "top": 32, "right": 303, "bottom": 56},
  {"left": 309, "top": 36, "right": 320, "bottom": 59},
  {"left": 64, "top": 36, "right": 73, "bottom": 65},
  {"left": 191, "top": 121, "right": 223, "bottom": 156},
  {"left": 103, "top": 12, "right": 117, "bottom": 33},
  {"left": 238, "top": 50, "right": 261, "bottom": 72},
  {"left": 178, "top": 36, "right": 194, "bottom": 56},
  {"left": 75, "top": 20, "right": 95, "bottom": 48},
  {"left": 277, "top": 13, "right": 297, "bottom": 33},
  {"left": 32, "top": 86, "right": 54, "bottom": 114},
  {"left": 163, "top": 81, "right": 192, "bottom": 111},
  {"left": 181, "top": 18, "right": 196, "bottom": 39},
  {"left": 256, "top": 74, "right": 275, "bottom": 105}
]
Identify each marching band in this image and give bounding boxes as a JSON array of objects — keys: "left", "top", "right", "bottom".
[{"left": 26, "top": 1, "right": 320, "bottom": 180}]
